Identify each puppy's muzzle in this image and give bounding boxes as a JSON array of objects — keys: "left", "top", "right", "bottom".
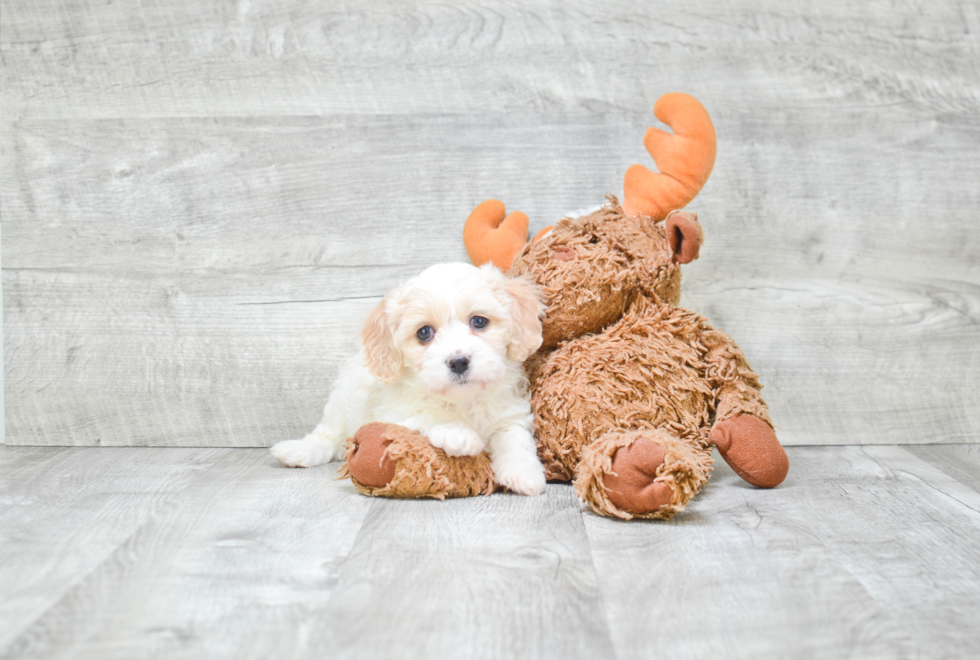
[{"left": 447, "top": 355, "right": 470, "bottom": 376}]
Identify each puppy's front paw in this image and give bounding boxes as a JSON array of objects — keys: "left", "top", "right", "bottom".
[
  {"left": 493, "top": 454, "right": 547, "bottom": 496},
  {"left": 427, "top": 423, "right": 486, "bottom": 457},
  {"left": 270, "top": 439, "right": 331, "bottom": 468}
]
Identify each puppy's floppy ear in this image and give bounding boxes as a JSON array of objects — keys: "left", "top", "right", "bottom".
[
  {"left": 361, "top": 296, "right": 403, "bottom": 383},
  {"left": 503, "top": 276, "right": 545, "bottom": 361}
]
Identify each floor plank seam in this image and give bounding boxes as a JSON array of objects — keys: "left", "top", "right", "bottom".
[
  {"left": 575, "top": 504, "right": 622, "bottom": 660},
  {"left": 0, "top": 451, "right": 231, "bottom": 654}
]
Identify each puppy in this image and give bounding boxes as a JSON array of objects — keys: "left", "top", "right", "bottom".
[{"left": 270, "top": 262, "right": 547, "bottom": 495}]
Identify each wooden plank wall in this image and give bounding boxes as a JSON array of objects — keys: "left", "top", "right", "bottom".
[{"left": 3, "top": 0, "right": 978, "bottom": 447}]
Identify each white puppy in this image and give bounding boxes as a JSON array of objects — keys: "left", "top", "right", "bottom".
[{"left": 270, "top": 262, "right": 547, "bottom": 496}]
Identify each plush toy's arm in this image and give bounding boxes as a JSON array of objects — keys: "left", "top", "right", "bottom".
[
  {"left": 342, "top": 423, "right": 498, "bottom": 499},
  {"left": 700, "top": 328, "right": 790, "bottom": 488}
]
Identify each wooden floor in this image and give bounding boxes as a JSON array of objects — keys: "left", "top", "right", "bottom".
[{"left": 2, "top": 444, "right": 979, "bottom": 659}]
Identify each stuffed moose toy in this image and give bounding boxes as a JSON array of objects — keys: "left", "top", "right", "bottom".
[{"left": 341, "top": 93, "right": 789, "bottom": 520}]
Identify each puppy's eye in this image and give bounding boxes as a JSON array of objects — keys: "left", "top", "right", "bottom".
[
  {"left": 470, "top": 316, "right": 489, "bottom": 330},
  {"left": 416, "top": 326, "right": 435, "bottom": 342}
]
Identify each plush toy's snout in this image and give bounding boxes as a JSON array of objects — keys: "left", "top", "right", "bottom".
[{"left": 551, "top": 246, "right": 576, "bottom": 262}]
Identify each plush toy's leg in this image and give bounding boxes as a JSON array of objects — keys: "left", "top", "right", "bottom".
[
  {"left": 701, "top": 328, "right": 790, "bottom": 488},
  {"left": 574, "top": 429, "right": 712, "bottom": 520},
  {"left": 341, "top": 423, "right": 498, "bottom": 499}
]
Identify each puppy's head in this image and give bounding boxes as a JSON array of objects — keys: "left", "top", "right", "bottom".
[{"left": 361, "top": 263, "right": 544, "bottom": 398}]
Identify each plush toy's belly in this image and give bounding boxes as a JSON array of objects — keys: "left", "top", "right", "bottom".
[{"left": 530, "top": 301, "right": 714, "bottom": 481}]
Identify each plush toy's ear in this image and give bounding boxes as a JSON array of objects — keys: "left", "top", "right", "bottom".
[
  {"left": 464, "top": 200, "right": 529, "bottom": 271},
  {"left": 361, "top": 297, "right": 403, "bottom": 383},
  {"left": 665, "top": 211, "right": 703, "bottom": 264}
]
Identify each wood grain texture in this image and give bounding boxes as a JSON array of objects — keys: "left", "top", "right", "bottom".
[
  {"left": 0, "top": 446, "right": 229, "bottom": 651},
  {"left": 319, "top": 484, "right": 614, "bottom": 660},
  {"left": 2, "top": 444, "right": 979, "bottom": 659},
  {"left": 585, "top": 446, "right": 980, "bottom": 660},
  {"left": 2, "top": 0, "right": 978, "bottom": 120},
  {"left": 0, "top": 448, "right": 373, "bottom": 659},
  {"left": 906, "top": 443, "right": 980, "bottom": 494},
  {"left": 3, "top": 0, "right": 979, "bottom": 446}
]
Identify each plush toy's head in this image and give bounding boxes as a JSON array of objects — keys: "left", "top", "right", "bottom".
[
  {"left": 508, "top": 203, "right": 703, "bottom": 349},
  {"left": 463, "top": 92, "right": 716, "bottom": 350}
]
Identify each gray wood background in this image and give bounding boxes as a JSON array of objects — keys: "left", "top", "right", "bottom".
[{"left": 3, "top": 0, "right": 979, "bottom": 447}]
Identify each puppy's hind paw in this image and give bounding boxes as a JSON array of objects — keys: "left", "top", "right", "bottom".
[
  {"left": 427, "top": 423, "right": 486, "bottom": 457},
  {"left": 493, "top": 457, "right": 547, "bottom": 496},
  {"left": 270, "top": 439, "right": 333, "bottom": 468}
]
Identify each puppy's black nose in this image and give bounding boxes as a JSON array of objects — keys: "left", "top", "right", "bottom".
[{"left": 448, "top": 356, "right": 470, "bottom": 375}]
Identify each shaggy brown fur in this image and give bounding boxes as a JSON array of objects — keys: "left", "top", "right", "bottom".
[
  {"left": 576, "top": 429, "right": 713, "bottom": 520},
  {"left": 342, "top": 423, "right": 498, "bottom": 499},
  {"left": 340, "top": 199, "right": 789, "bottom": 520},
  {"left": 504, "top": 200, "right": 786, "bottom": 518}
]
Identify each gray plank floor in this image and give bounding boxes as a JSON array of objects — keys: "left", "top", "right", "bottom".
[{"left": 2, "top": 444, "right": 979, "bottom": 660}]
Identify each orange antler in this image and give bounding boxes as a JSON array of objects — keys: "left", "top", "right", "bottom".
[
  {"left": 622, "top": 93, "right": 717, "bottom": 220},
  {"left": 463, "top": 199, "right": 529, "bottom": 271}
]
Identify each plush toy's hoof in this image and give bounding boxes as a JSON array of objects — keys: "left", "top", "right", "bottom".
[
  {"left": 575, "top": 429, "right": 712, "bottom": 520},
  {"left": 347, "top": 423, "right": 396, "bottom": 488},
  {"left": 710, "top": 415, "right": 789, "bottom": 488},
  {"left": 602, "top": 438, "right": 673, "bottom": 515}
]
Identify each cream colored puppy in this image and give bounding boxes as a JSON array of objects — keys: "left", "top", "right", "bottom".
[{"left": 270, "top": 263, "right": 547, "bottom": 496}]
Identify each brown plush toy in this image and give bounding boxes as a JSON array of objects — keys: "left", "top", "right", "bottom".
[{"left": 343, "top": 93, "right": 789, "bottom": 520}]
